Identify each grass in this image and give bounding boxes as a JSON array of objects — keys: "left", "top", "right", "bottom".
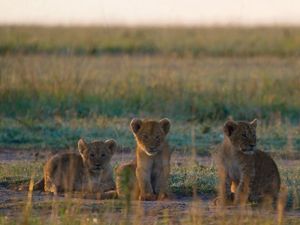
[
  {"left": 1, "top": 55, "right": 300, "bottom": 122},
  {"left": 1, "top": 26, "right": 300, "bottom": 224},
  {"left": 0, "top": 157, "right": 299, "bottom": 225},
  {"left": 0, "top": 158, "right": 299, "bottom": 207},
  {"left": 2, "top": 26, "right": 300, "bottom": 57},
  {"left": 0, "top": 55, "right": 300, "bottom": 151},
  {"left": 1, "top": 117, "right": 300, "bottom": 153}
]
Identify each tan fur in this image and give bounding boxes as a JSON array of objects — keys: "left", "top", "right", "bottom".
[
  {"left": 215, "top": 119, "right": 281, "bottom": 206},
  {"left": 41, "top": 138, "right": 117, "bottom": 198},
  {"left": 116, "top": 118, "right": 171, "bottom": 201}
]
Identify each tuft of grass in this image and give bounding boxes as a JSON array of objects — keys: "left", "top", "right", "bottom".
[
  {"left": 170, "top": 165, "right": 217, "bottom": 195},
  {"left": 0, "top": 162, "right": 43, "bottom": 184}
]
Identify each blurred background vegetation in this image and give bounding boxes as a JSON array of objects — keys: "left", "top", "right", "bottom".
[
  {"left": 0, "top": 26, "right": 300, "bottom": 223},
  {"left": 0, "top": 26, "right": 300, "bottom": 153},
  {"left": 2, "top": 26, "right": 300, "bottom": 56}
]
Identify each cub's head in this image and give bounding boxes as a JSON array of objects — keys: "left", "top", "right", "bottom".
[
  {"left": 78, "top": 138, "right": 116, "bottom": 172},
  {"left": 130, "top": 118, "right": 171, "bottom": 156},
  {"left": 223, "top": 119, "right": 257, "bottom": 155}
]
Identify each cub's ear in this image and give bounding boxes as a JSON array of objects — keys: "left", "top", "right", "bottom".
[
  {"left": 159, "top": 118, "right": 171, "bottom": 134},
  {"left": 78, "top": 138, "right": 88, "bottom": 155},
  {"left": 223, "top": 120, "right": 238, "bottom": 137},
  {"left": 250, "top": 118, "right": 258, "bottom": 128},
  {"left": 130, "top": 118, "right": 142, "bottom": 134},
  {"left": 105, "top": 139, "right": 117, "bottom": 155}
]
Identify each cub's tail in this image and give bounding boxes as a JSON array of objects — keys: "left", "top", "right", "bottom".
[
  {"left": 18, "top": 178, "right": 44, "bottom": 191},
  {"left": 32, "top": 178, "right": 44, "bottom": 191}
]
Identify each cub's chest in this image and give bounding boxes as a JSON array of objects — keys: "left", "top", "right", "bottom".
[
  {"left": 82, "top": 171, "right": 103, "bottom": 185},
  {"left": 153, "top": 153, "right": 169, "bottom": 168},
  {"left": 226, "top": 155, "right": 256, "bottom": 182},
  {"left": 227, "top": 160, "right": 241, "bottom": 181}
]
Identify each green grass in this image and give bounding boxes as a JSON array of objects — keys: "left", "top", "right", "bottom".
[
  {"left": 1, "top": 53, "right": 300, "bottom": 151},
  {"left": 170, "top": 165, "right": 217, "bottom": 195},
  {"left": 1, "top": 117, "right": 300, "bottom": 153},
  {"left": 0, "top": 161, "right": 43, "bottom": 188}
]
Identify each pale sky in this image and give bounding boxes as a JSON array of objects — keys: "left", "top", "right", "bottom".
[{"left": 1, "top": 0, "right": 300, "bottom": 26}]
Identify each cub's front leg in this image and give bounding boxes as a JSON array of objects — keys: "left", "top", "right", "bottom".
[
  {"left": 154, "top": 161, "right": 170, "bottom": 200},
  {"left": 216, "top": 170, "right": 234, "bottom": 206},
  {"left": 101, "top": 178, "right": 116, "bottom": 192},
  {"left": 234, "top": 173, "right": 250, "bottom": 205},
  {"left": 101, "top": 167, "right": 116, "bottom": 192},
  {"left": 136, "top": 166, "right": 156, "bottom": 201}
]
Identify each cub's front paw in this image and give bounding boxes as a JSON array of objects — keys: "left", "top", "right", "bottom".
[
  {"left": 101, "top": 190, "right": 118, "bottom": 199},
  {"left": 157, "top": 193, "right": 170, "bottom": 201},
  {"left": 213, "top": 193, "right": 234, "bottom": 206},
  {"left": 139, "top": 193, "right": 157, "bottom": 201}
]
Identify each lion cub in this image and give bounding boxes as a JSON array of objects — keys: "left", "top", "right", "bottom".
[
  {"left": 215, "top": 119, "right": 281, "bottom": 206},
  {"left": 116, "top": 118, "right": 171, "bottom": 201},
  {"left": 36, "top": 138, "right": 117, "bottom": 197}
]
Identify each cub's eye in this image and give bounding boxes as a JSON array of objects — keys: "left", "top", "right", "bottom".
[
  {"left": 101, "top": 153, "right": 106, "bottom": 157},
  {"left": 242, "top": 133, "right": 247, "bottom": 138},
  {"left": 90, "top": 153, "right": 95, "bottom": 158}
]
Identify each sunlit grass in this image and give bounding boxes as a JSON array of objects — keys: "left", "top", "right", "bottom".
[
  {"left": 1, "top": 54, "right": 300, "bottom": 151},
  {"left": 1, "top": 55, "right": 300, "bottom": 121}
]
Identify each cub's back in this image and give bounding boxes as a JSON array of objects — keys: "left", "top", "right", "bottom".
[{"left": 44, "top": 152, "right": 84, "bottom": 183}]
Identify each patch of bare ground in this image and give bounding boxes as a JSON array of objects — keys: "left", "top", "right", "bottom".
[{"left": 0, "top": 148, "right": 299, "bottom": 224}]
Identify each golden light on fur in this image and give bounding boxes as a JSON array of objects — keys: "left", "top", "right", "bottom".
[
  {"left": 116, "top": 118, "right": 171, "bottom": 201},
  {"left": 34, "top": 138, "right": 117, "bottom": 199}
]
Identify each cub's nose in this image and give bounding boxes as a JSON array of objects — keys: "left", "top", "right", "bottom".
[
  {"left": 95, "top": 163, "right": 101, "bottom": 167},
  {"left": 249, "top": 144, "right": 256, "bottom": 149}
]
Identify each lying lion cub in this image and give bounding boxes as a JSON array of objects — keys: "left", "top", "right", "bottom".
[
  {"left": 215, "top": 119, "right": 281, "bottom": 206},
  {"left": 116, "top": 118, "right": 171, "bottom": 201},
  {"left": 34, "top": 138, "right": 117, "bottom": 198}
]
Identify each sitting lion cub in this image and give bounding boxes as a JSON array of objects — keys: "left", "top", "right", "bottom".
[
  {"left": 215, "top": 119, "right": 281, "bottom": 206},
  {"left": 34, "top": 138, "right": 117, "bottom": 198},
  {"left": 116, "top": 118, "right": 171, "bottom": 201}
]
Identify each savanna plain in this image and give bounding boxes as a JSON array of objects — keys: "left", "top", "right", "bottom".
[{"left": 0, "top": 26, "right": 300, "bottom": 224}]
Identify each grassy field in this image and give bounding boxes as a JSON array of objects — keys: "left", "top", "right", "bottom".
[
  {"left": 0, "top": 26, "right": 300, "bottom": 224},
  {"left": 2, "top": 26, "right": 300, "bottom": 57},
  {"left": 0, "top": 54, "right": 300, "bottom": 152}
]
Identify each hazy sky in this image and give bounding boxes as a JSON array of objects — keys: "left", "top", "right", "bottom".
[{"left": 1, "top": 0, "right": 300, "bottom": 26}]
